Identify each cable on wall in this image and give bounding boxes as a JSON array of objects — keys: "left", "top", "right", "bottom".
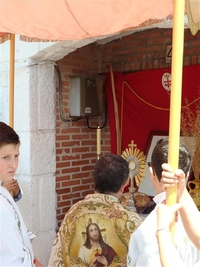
[{"left": 86, "top": 99, "right": 107, "bottom": 130}]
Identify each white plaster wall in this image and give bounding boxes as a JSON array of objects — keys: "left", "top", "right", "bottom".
[{"left": 0, "top": 36, "right": 58, "bottom": 266}]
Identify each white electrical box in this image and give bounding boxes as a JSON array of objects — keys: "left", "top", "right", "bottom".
[{"left": 70, "top": 77, "right": 102, "bottom": 116}]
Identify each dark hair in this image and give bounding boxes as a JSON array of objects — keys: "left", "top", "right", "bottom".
[
  {"left": 94, "top": 154, "right": 129, "bottom": 193},
  {"left": 83, "top": 223, "right": 107, "bottom": 249},
  {"left": 0, "top": 121, "right": 20, "bottom": 148},
  {"left": 151, "top": 138, "right": 191, "bottom": 181}
]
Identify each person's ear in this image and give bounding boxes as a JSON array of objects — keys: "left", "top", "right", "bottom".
[
  {"left": 149, "top": 167, "right": 156, "bottom": 182},
  {"left": 149, "top": 166, "right": 154, "bottom": 176},
  {"left": 120, "top": 183, "right": 127, "bottom": 193}
]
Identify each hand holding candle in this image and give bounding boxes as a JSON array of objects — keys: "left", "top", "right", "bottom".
[{"left": 97, "top": 127, "right": 101, "bottom": 156}]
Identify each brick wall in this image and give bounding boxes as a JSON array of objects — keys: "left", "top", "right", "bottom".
[
  {"left": 99, "top": 28, "right": 200, "bottom": 73},
  {"left": 55, "top": 45, "right": 111, "bottom": 226},
  {"left": 56, "top": 28, "right": 200, "bottom": 227}
]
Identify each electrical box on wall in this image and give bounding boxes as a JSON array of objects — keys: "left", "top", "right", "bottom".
[{"left": 70, "top": 76, "right": 102, "bottom": 116}]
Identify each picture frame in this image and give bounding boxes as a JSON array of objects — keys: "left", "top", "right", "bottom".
[
  {"left": 138, "top": 131, "right": 196, "bottom": 197},
  {"left": 138, "top": 131, "right": 168, "bottom": 197}
]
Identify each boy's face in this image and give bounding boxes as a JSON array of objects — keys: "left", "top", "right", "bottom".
[{"left": 0, "top": 143, "right": 20, "bottom": 182}]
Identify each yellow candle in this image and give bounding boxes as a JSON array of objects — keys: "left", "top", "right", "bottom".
[{"left": 97, "top": 127, "right": 101, "bottom": 155}]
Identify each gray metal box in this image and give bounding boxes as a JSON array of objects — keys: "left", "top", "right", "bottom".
[{"left": 70, "top": 77, "right": 102, "bottom": 116}]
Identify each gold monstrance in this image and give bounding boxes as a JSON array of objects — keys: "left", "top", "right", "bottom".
[{"left": 121, "top": 140, "right": 146, "bottom": 210}]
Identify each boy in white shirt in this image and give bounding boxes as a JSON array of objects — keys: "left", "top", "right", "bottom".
[
  {"left": 127, "top": 138, "right": 200, "bottom": 267},
  {"left": 0, "top": 121, "right": 42, "bottom": 266}
]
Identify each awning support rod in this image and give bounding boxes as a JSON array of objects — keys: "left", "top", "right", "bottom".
[
  {"left": 167, "top": 0, "right": 185, "bottom": 238},
  {"left": 9, "top": 33, "right": 15, "bottom": 128}
]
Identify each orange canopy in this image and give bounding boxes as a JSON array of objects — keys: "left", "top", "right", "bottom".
[{"left": 0, "top": 0, "right": 174, "bottom": 41}]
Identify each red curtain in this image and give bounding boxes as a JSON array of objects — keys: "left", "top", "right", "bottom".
[{"left": 105, "top": 64, "right": 200, "bottom": 155}]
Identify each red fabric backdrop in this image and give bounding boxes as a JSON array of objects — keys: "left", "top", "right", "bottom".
[{"left": 105, "top": 64, "right": 200, "bottom": 155}]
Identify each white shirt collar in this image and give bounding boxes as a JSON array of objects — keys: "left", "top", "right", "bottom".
[{"left": 153, "top": 191, "right": 166, "bottom": 204}]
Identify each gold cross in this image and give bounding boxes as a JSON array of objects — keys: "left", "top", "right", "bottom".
[{"left": 128, "top": 140, "right": 137, "bottom": 153}]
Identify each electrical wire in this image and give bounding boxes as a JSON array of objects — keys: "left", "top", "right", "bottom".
[{"left": 86, "top": 99, "right": 107, "bottom": 129}]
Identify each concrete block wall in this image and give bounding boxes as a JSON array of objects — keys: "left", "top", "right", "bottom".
[{"left": 14, "top": 63, "right": 57, "bottom": 265}]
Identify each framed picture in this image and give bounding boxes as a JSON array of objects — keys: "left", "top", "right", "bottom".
[
  {"left": 138, "top": 132, "right": 167, "bottom": 197},
  {"left": 138, "top": 131, "right": 196, "bottom": 197}
]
